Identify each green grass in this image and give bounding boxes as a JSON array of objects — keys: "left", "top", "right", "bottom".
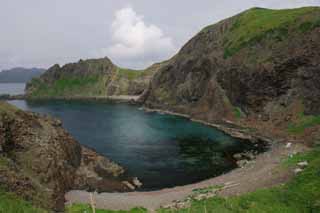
[
  {"left": 29, "top": 75, "right": 103, "bottom": 97},
  {"left": 116, "top": 67, "right": 144, "bottom": 81},
  {"left": 288, "top": 112, "right": 320, "bottom": 134},
  {"left": 222, "top": 7, "right": 320, "bottom": 58},
  {"left": 66, "top": 204, "right": 147, "bottom": 213},
  {"left": 233, "top": 107, "right": 244, "bottom": 119},
  {"left": 158, "top": 147, "right": 320, "bottom": 213},
  {"left": 0, "top": 189, "right": 47, "bottom": 213},
  {"left": 299, "top": 18, "right": 320, "bottom": 32}
]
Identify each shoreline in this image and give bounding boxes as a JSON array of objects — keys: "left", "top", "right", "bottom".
[
  {"left": 142, "top": 107, "right": 274, "bottom": 144},
  {"left": 66, "top": 142, "right": 307, "bottom": 211}
]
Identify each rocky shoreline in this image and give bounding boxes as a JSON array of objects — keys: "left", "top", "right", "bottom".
[{"left": 142, "top": 107, "right": 274, "bottom": 145}]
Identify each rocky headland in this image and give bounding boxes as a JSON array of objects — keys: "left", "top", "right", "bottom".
[{"left": 26, "top": 58, "right": 165, "bottom": 100}]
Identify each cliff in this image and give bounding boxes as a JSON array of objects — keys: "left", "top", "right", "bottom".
[
  {"left": 26, "top": 57, "right": 163, "bottom": 99},
  {"left": 0, "top": 102, "right": 136, "bottom": 211},
  {"left": 141, "top": 7, "right": 320, "bottom": 143}
]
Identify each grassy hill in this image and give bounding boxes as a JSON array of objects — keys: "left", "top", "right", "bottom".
[{"left": 26, "top": 58, "right": 162, "bottom": 99}]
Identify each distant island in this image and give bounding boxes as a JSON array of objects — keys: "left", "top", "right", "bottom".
[{"left": 0, "top": 67, "right": 45, "bottom": 83}]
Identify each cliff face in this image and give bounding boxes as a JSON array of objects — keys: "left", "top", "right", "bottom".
[
  {"left": 0, "top": 102, "right": 134, "bottom": 211},
  {"left": 142, "top": 7, "right": 320, "bottom": 143},
  {"left": 26, "top": 57, "right": 161, "bottom": 98}
]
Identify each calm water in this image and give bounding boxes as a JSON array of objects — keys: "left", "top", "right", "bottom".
[
  {"left": 9, "top": 100, "right": 266, "bottom": 190},
  {"left": 0, "top": 83, "right": 26, "bottom": 95}
]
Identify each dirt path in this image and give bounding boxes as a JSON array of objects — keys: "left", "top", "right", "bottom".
[{"left": 65, "top": 142, "right": 306, "bottom": 211}]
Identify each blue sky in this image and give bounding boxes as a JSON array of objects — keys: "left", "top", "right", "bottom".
[{"left": 1, "top": 0, "right": 320, "bottom": 70}]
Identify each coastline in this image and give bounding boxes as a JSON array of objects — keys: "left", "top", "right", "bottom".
[
  {"left": 66, "top": 142, "right": 307, "bottom": 211},
  {"left": 142, "top": 107, "right": 274, "bottom": 144}
]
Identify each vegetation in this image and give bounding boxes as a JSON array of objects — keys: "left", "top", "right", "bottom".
[
  {"left": 158, "top": 147, "right": 320, "bottom": 213},
  {"left": 0, "top": 189, "right": 47, "bottom": 213},
  {"left": 29, "top": 75, "right": 105, "bottom": 97},
  {"left": 223, "top": 7, "right": 320, "bottom": 58},
  {"left": 233, "top": 107, "right": 244, "bottom": 119},
  {"left": 117, "top": 67, "right": 144, "bottom": 81},
  {"left": 288, "top": 112, "right": 320, "bottom": 134},
  {"left": 66, "top": 204, "right": 147, "bottom": 213}
]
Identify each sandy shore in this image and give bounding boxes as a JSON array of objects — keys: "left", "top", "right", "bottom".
[{"left": 65, "top": 142, "right": 307, "bottom": 211}]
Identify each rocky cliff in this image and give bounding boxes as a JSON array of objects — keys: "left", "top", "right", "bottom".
[
  {"left": 26, "top": 57, "right": 162, "bottom": 98},
  {"left": 0, "top": 102, "right": 136, "bottom": 211},
  {"left": 142, "top": 7, "right": 320, "bottom": 143}
]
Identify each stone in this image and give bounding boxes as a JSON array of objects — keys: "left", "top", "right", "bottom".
[
  {"left": 233, "top": 153, "right": 243, "bottom": 160},
  {"left": 132, "top": 177, "right": 143, "bottom": 188},
  {"left": 294, "top": 168, "right": 303, "bottom": 174},
  {"left": 242, "top": 152, "right": 256, "bottom": 160},
  {"left": 122, "top": 181, "right": 135, "bottom": 190},
  {"left": 237, "top": 160, "right": 249, "bottom": 168},
  {"left": 297, "top": 161, "right": 309, "bottom": 168}
]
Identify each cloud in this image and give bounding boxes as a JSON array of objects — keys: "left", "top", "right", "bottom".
[{"left": 102, "top": 7, "right": 176, "bottom": 68}]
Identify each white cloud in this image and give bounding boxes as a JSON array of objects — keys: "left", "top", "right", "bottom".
[{"left": 102, "top": 7, "right": 176, "bottom": 68}]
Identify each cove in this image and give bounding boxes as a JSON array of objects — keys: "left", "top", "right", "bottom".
[{"left": 9, "top": 100, "right": 266, "bottom": 191}]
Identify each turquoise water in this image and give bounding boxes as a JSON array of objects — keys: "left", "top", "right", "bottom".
[
  {"left": 9, "top": 100, "right": 266, "bottom": 190},
  {"left": 0, "top": 83, "right": 25, "bottom": 95}
]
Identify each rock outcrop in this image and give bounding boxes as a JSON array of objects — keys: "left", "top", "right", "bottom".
[
  {"left": 141, "top": 7, "right": 320, "bottom": 143},
  {"left": 26, "top": 57, "right": 163, "bottom": 99},
  {"left": 0, "top": 102, "right": 134, "bottom": 211}
]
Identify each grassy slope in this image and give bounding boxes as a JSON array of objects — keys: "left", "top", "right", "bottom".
[
  {"left": 29, "top": 75, "right": 105, "bottom": 97},
  {"left": 0, "top": 188, "right": 47, "bottom": 213},
  {"left": 28, "top": 67, "right": 149, "bottom": 98},
  {"left": 117, "top": 67, "right": 145, "bottom": 81},
  {"left": 222, "top": 7, "right": 320, "bottom": 58}
]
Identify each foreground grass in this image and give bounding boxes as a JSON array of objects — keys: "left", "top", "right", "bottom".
[
  {"left": 0, "top": 189, "right": 46, "bottom": 213},
  {"left": 66, "top": 205, "right": 147, "bottom": 213}
]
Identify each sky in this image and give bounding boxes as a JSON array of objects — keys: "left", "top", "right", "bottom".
[{"left": 1, "top": 0, "right": 320, "bottom": 71}]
